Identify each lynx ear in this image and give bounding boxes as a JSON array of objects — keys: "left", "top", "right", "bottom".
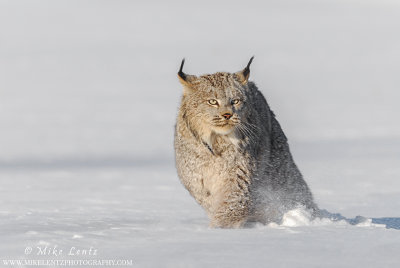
[
  {"left": 178, "top": 58, "right": 197, "bottom": 95},
  {"left": 234, "top": 56, "right": 254, "bottom": 85}
]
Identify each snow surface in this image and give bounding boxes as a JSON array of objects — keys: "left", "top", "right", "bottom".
[{"left": 1, "top": 0, "right": 400, "bottom": 267}]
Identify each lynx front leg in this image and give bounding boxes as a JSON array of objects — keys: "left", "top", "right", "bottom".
[{"left": 209, "top": 189, "right": 250, "bottom": 228}]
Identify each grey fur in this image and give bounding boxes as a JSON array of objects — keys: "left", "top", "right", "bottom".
[{"left": 174, "top": 61, "right": 318, "bottom": 228}]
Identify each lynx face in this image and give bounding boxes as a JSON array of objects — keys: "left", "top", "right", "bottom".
[
  {"left": 177, "top": 58, "right": 254, "bottom": 144},
  {"left": 187, "top": 75, "right": 247, "bottom": 136}
]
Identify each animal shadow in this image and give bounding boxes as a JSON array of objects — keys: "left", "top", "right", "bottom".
[{"left": 319, "top": 209, "right": 400, "bottom": 230}]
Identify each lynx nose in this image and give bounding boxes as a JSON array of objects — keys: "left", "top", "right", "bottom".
[{"left": 222, "top": 113, "right": 233, "bottom": 120}]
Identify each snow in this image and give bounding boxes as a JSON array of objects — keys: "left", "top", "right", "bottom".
[{"left": 1, "top": 0, "right": 400, "bottom": 267}]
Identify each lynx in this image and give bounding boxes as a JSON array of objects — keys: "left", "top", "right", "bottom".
[{"left": 174, "top": 57, "right": 318, "bottom": 228}]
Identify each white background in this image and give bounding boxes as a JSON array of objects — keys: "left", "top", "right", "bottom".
[{"left": 0, "top": 0, "right": 399, "bottom": 267}]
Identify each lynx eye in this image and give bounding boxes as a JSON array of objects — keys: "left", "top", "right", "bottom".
[
  {"left": 231, "top": 99, "right": 241, "bottom": 105},
  {"left": 207, "top": 99, "right": 218, "bottom": 106}
]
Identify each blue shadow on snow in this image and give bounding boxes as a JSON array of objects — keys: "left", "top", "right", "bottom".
[{"left": 319, "top": 209, "right": 400, "bottom": 230}]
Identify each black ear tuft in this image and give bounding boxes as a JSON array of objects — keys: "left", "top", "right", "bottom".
[
  {"left": 242, "top": 56, "right": 254, "bottom": 79},
  {"left": 178, "top": 58, "right": 187, "bottom": 81}
]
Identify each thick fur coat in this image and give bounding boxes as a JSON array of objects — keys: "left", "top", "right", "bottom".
[{"left": 174, "top": 59, "right": 317, "bottom": 228}]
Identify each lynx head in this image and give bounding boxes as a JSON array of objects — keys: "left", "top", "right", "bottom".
[{"left": 177, "top": 57, "right": 254, "bottom": 142}]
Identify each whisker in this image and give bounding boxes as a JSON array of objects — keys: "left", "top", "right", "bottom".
[
  {"left": 236, "top": 123, "right": 257, "bottom": 144},
  {"left": 243, "top": 122, "right": 260, "bottom": 131},
  {"left": 243, "top": 122, "right": 259, "bottom": 137},
  {"left": 242, "top": 123, "right": 259, "bottom": 142}
]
